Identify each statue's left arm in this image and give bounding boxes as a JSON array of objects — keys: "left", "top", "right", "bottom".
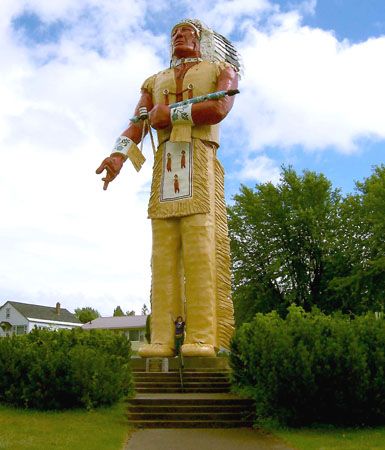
[{"left": 191, "top": 65, "right": 238, "bottom": 125}]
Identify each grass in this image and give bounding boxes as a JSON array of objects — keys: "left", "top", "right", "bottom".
[
  {"left": 0, "top": 402, "right": 131, "bottom": 450},
  {"left": 2, "top": 401, "right": 385, "bottom": 450},
  {"left": 272, "top": 425, "right": 385, "bottom": 449}
]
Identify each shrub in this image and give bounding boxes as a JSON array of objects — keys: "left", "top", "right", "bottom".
[
  {"left": 230, "top": 306, "right": 385, "bottom": 426},
  {"left": 0, "top": 328, "right": 134, "bottom": 410}
]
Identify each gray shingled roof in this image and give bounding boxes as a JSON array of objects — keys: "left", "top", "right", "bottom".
[
  {"left": 4, "top": 301, "right": 81, "bottom": 324},
  {"left": 82, "top": 315, "right": 147, "bottom": 330}
]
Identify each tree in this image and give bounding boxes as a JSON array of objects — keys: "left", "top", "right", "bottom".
[
  {"left": 228, "top": 165, "right": 385, "bottom": 325},
  {"left": 329, "top": 165, "right": 385, "bottom": 313},
  {"left": 126, "top": 310, "right": 135, "bottom": 316},
  {"left": 113, "top": 306, "right": 124, "bottom": 317},
  {"left": 228, "top": 167, "right": 341, "bottom": 324},
  {"left": 141, "top": 304, "right": 149, "bottom": 315},
  {"left": 74, "top": 307, "right": 100, "bottom": 324}
]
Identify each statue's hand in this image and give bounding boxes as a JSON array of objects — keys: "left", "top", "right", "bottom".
[
  {"left": 149, "top": 104, "right": 171, "bottom": 129},
  {"left": 95, "top": 154, "right": 125, "bottom": 190}
]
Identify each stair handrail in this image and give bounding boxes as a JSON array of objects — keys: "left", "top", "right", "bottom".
[{"left": 178, "top": 352, "right": 184, "bottom": 391}]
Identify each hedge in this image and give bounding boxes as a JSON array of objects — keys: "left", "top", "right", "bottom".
[
  {"left": 230, "top": 306, "right": 385, "bottom": 426},
  {"left": 0, "top": 328, "right": 134, "bottom": 410}
]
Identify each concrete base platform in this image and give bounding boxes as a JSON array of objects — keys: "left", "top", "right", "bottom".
[{"left": 131, "top": 356, "right": 229, "bottom": 372}]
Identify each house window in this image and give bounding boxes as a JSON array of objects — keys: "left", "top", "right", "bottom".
[
  {"left": 129, "top": 329, "right": 140, "bottom": 341},
  {"left": 16, "top": 325, "right": 27, "bottom": 335},
  {"left": 5, "top": 308, "right": 10, "bottom": 319},
  {"left": 35, "top": 325, "right": 48, "bottom": 330},
  {"left": 12, "top": 325, "right": 27, "bottom": 335}
]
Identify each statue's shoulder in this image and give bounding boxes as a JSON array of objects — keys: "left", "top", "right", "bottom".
[
  {"left": 198, "top": 60, "right": 235, "bottom": 75},
  {"left": 141, "top": 67, "right": 174, "bottom": 92}
]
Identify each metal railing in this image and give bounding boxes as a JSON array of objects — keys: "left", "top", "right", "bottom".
[{"left": 178, "top": 352, "right": 184, "bottom": 391}]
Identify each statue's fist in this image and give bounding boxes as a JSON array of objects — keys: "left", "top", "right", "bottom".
[
  {"left": 95, "top": 154, "right": 125, "bottom": 190},
  {"left": 149, "top": 104, "right": 171, "bottom": 130}
]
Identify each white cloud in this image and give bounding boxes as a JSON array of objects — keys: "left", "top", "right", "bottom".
[
  {"left": 183, "top": 0, "right": 275, "bottom": 35},
  {"left": 0, "top": 0, "right": 162, "bottom": 315},
  {"left": 233, "top": 16, "right": 385, "bottom": 154},
  {"left": 236, "top": 155, "right": 281, "bottom": 183}
]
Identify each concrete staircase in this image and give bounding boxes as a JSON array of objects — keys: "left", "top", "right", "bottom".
[
  {"left": 127, "top": 358, "right": 255, "bottom": 428},
  {"left": 127, "top": 395, "right": 255, "bottom": 428},
  {"left": 133, "top": 370, "right": 230, "bottom": 393}
]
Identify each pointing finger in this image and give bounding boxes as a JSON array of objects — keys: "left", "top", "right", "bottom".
[{"left": 95, "top": 162, "right": 106, "bottom": 174}]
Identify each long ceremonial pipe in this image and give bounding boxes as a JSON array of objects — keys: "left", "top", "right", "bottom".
[{"left": 130, "top": 89, "right": 240, "bottom": 123}]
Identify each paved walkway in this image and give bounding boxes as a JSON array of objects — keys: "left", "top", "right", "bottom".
[{"left": 124, "top": 428, "right": 295, "bottom": 450}]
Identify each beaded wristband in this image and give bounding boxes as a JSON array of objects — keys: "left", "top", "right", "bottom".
[
  {"left": 111, "top": 135, "right": 145, "bottom": 172},
  {"left": 111, "top": 136, "right": 136, "bottom": 160},
  {"left": 170, "top": 103, "right": 194, "bottom": 125}
]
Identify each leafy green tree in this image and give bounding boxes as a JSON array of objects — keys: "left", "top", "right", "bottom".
[
  {"left": 141, "top": 304, "right": 149, "bottom": 315},
  {"left": 113, "top": 306, "right": 124, "bottom": 317},
  {"left": 329, "top": 165, "right": 385, "bottom": 313},
  {"left": 75, "top": 307, "right": 100, "bottom": 324},
  {"left": 126, "top": 310, "right": 135, "bottom": 316},
  {"left": 228, "top": 165, "right": 385, "bottom": 325},
  {"left": 228, "top": 167, "right": 341, "bottom": 324}
]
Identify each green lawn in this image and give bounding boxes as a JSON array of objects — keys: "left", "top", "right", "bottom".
[
  {"left": 2, "top": 402, "right": 385, "bottom": 450},
  {"left": 273, "top": 426, "right": 385, "bottom": 450},
  {"left": 0, "top": 402, "right": 131, "bottom": 450}
]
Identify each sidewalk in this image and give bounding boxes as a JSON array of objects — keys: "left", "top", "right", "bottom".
[{"left": 124, "top": 428, "right": 295, "bottom": 450}]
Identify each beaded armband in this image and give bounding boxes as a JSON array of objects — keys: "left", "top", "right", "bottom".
[
  {"left": 170, "top": 103, "right": 194, "bottom": 126},
  {"left": 111, "top": 136, "right": 145, "bottom": 172}
]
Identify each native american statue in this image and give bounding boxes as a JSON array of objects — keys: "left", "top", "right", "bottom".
[{"left": 96, "top": 19, "right": 241, "bottom": 357}]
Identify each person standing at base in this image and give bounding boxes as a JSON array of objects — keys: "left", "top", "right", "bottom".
[
  {"left": 96, "top": 19, "right": 241, "bottom": 358},
  {"left": 174, "top": 316, "right": 185, "bottom": 356}
]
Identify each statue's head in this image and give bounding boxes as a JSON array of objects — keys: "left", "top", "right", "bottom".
[
  {"left": 169, "top": 19, "right": 243, "bottom": 75},
  {"left": 171, "top": 21, "right": 201, "bottom": 59}
]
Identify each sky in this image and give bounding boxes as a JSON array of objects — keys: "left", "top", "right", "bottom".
[{"left": 1, "top": 0, "right": 384, "bottom": 316}]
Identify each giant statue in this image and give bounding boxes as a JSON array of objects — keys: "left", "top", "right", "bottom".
[{"left": 96, "top": 19, "right": 241, "bottom": 357}]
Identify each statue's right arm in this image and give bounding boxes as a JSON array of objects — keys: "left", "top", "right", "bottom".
[{"left": 96, "top": 90, "right": 153, "bottom": 190}]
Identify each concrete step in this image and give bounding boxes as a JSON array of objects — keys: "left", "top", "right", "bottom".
[
  {"left": 126, "top": 420, "right": 254, "bottom": 428},
  {"left": 135, "top": 387, "right": 230, "bottom": 393},
  {"left": 128, "top": 397, "right": 254, "bottom": 406},
  {"left": 134, "top": 378, "right": 229, "bottom": 385},
  {"left": 133, "top": 374, "right": 229, "bottom": 380},
  {"left": 127, "top": 412, "right": 252, "bottom": 421},
  {"left": 127, "top": 404, "right": 251, "bottom": 413},
  {"left": 135, "top": 381, "right": 230, "bottom": 388},
  {"left": 133, "top": 371, "right": 229, "bottom": 376},
  {"left": 127, "top": 400, "right": 254, "bottom": 408},
  {"left": 131, "top": 356, "right": 230, "bottom": 372}
]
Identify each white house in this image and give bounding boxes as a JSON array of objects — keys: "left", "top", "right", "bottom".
[
  {"left": 82, "top": 315, "right": 148, "bottom": 350},
  {"left": 0, "top": 301, "right": 82, "bottom": 337}
]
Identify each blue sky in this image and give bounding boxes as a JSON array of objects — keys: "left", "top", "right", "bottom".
[{"left": 1, "top": 0, "right": 384, "bottom": 316}]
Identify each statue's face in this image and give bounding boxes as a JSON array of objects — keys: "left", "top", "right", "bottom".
[{"left": 171, "top": 24, "right": 200, "bottom": 58}]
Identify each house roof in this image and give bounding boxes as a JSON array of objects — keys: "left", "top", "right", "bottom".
[
  {"left": 82, "top": 315, "right": 147, "bottom": 330},
  {"left": 3, "top": 301, "right": 81, "bottom": 324}
]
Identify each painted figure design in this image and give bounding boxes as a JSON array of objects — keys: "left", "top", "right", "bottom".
[
  {"left": 166, "top": 152, "right": 172, "bottom": 172},
  {"left": 173, "top": 174, "right": 180, "bottom": 193},
  {"left": 181, "top": 150, "right": 186, "bottom": 169}
]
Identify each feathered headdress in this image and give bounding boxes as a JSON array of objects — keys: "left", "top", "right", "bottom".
[{"left": 170, "top": 19, "right": 243, "bottom": 77}]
